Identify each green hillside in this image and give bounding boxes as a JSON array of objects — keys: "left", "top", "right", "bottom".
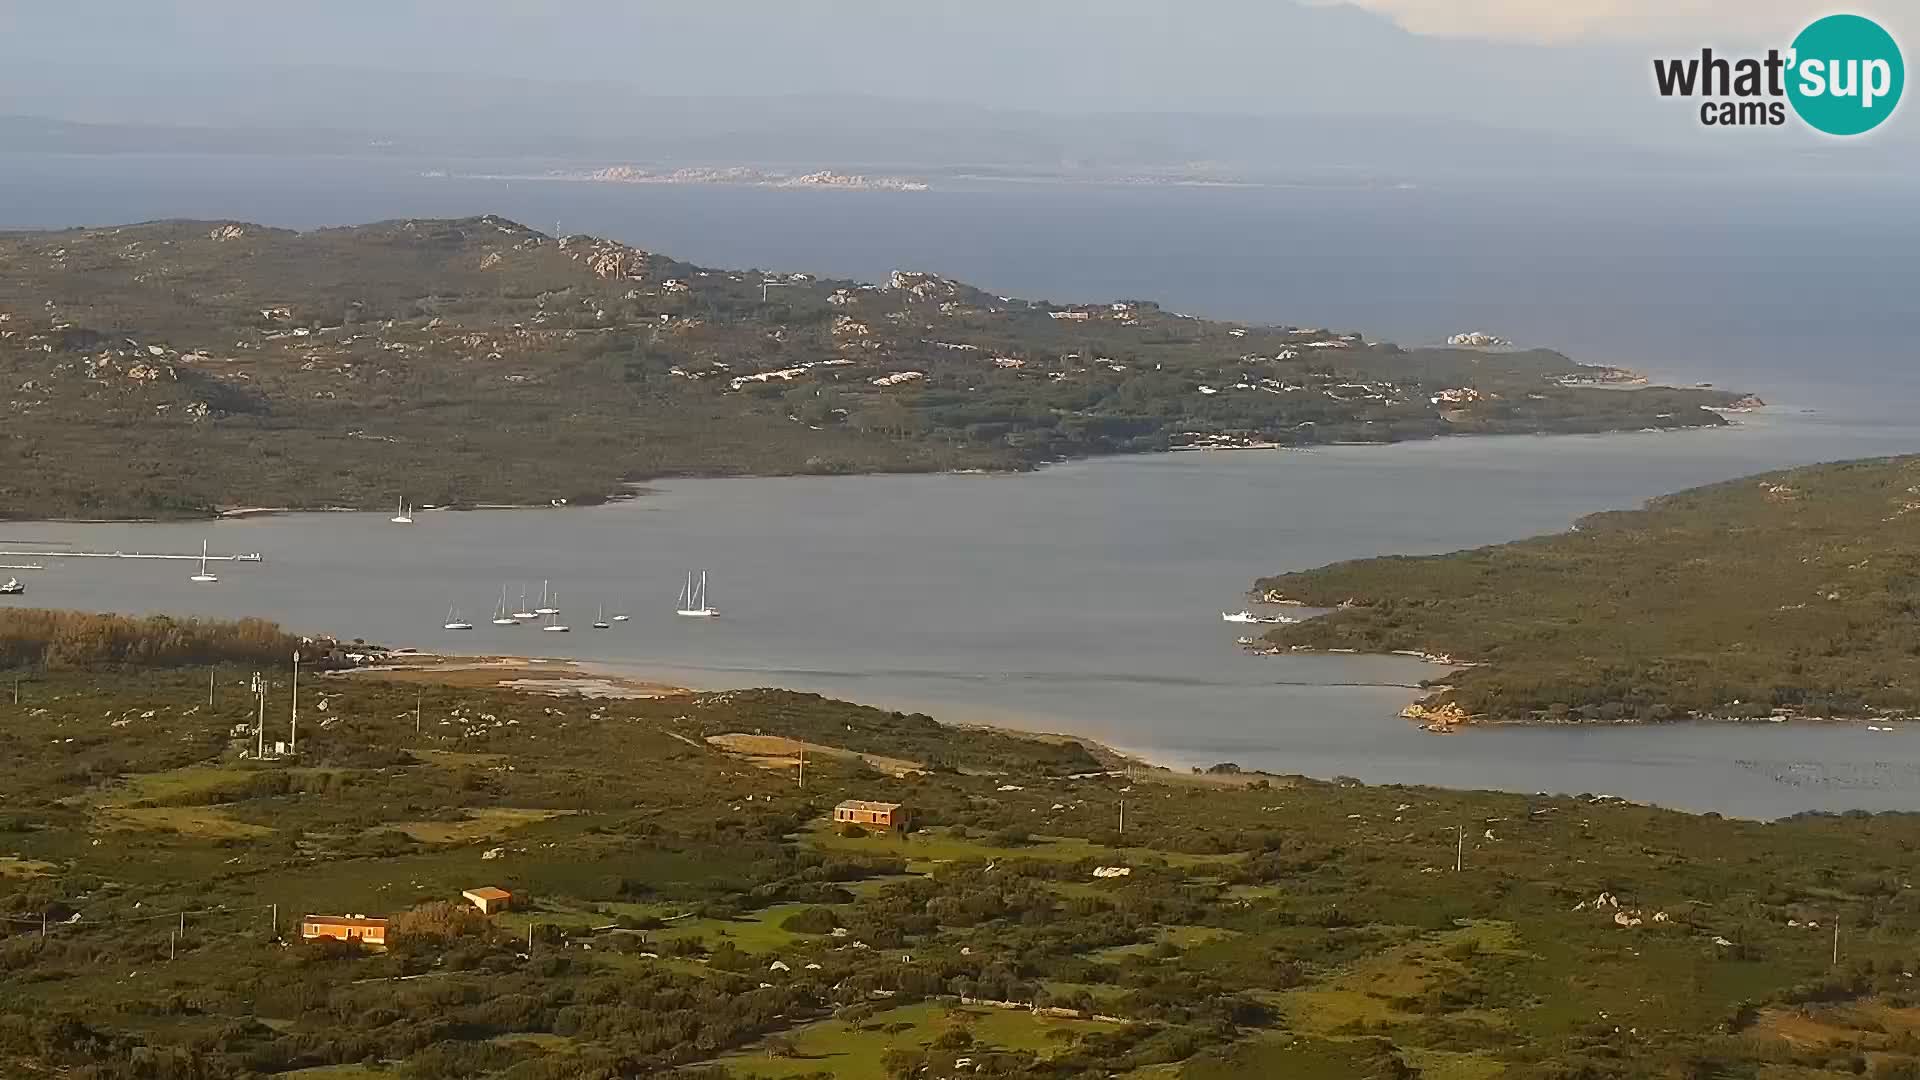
[
  {"left": 1258, "top": 455, "right": 1920, "bottom": 724},
  {"left": 0, "top": 216, "right": 1739, "bottom": 519}
]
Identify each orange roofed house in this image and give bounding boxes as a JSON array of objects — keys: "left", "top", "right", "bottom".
[
  {"left": 300, "top": 914, "right": 389, "bottom": 949},
  {"left": 462, "top": 887, "right": 513, "bottom": 915},
  {"left": 833, "top": 799, "right": 908, "bottom": 832}
]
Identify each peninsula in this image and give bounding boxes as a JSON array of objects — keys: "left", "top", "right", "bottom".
[
  {"left": 0, "top": 216, "right": 1744, "bottom": 520},
  {"left": 1255, "top": 455, "right": 1920, "bottom": 728}
]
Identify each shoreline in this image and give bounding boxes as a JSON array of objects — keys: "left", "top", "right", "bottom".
[
  {"left": 338, "top": 650, "right": 1288, "bottom": 789},
  {"left": 1, "top": 406, "right": 1757, "bottom": 526}
]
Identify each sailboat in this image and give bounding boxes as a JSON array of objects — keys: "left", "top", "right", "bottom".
[
  {"left": 511, "top": 587, "right": 538, "bottom": 621},
  {"left": 676, "top": 570, "right": 718, "bottom": 618},
  {"left": 491, "top": 586, "right": 520, "bottom": 626},
  {"left": 391, "top": 498, "right": 413, "bottom": 525},
  {"left": 444, "top": 606, "right": 474, "bottom": 631},
  {"left": 534, "top": 579, "right": 559, "bottom": 616},
  {"left": 542, "top": 597, "right": 570, "bottom": 633},
  {"left": 592, "top": 604, "right": 611, "bottom": 630},
  {"left": 189, "top": 540, "right": 220, "bottom": 583}
]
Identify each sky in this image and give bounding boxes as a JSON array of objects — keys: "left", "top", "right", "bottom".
[{"left": 0, "top": 1, "right": 1910, "bottom": 158}]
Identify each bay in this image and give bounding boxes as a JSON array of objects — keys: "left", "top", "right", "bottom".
[
  {"left": 4, "top": 407, "right": 1918, "bottom": 819},
  {"left": 4, "top": 152, "right": 1919, "bottom": 817}
]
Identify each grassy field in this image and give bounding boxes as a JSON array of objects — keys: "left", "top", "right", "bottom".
[
  {"left": 3, "top": 661, "right": 1920, "bottom": 1078},
  {"left": 719, "top": 1001, "right": 1109, "bottom": 1080}
]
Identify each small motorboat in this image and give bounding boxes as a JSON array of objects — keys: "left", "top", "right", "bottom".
[{"left": 0, "top": 578, "right": 23, "bottom": 595}]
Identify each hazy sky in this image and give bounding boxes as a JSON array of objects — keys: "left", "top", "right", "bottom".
[{"left": 0, "top": 1, "right": 1910, "bottom": 148}]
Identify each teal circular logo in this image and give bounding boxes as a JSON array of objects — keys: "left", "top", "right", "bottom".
[{"left": 1787, "top": 14, "right": 1904, "bottom": 135}]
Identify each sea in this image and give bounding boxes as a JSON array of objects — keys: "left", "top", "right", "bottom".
[{"left": 2, "top": 152, "right": 1918, "bottom": 819}]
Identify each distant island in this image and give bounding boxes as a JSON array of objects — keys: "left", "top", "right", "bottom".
[
  {"left": 1254, "top": 455, "right": 1920, "bottom": 729},
  {"left": 438, "top": 165, "right": 931, "bottom": 191},
  {"left": 0, "top": 215, "right": 1747, "bottom": 520}
]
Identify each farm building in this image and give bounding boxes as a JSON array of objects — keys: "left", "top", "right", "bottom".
[
  {"left": 462, "top": 886, "right": 513, "bottom": 915},
  {"left": 833, "top": 799, "right": 908, "bottom": 831},
  {"left": 300, "top": 914, "right": 389, "bottom": 948}
]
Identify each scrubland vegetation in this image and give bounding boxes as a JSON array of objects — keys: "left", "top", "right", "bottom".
[
  {"left": 0, "top": 217, "right": 1739, "bottom": 519},
  {"left": 1260, "top": 455, "right": 1920, "bottom": 725},
  {"left": 3, "top": 621, "right": 1920, "bottom": 1078}
]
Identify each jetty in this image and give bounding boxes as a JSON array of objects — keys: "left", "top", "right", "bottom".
[{"left": 0, "top": 548, "right": 262, "bottom": 563}]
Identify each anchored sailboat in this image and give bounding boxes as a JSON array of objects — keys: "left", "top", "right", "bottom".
[
  {"left": 542, "top": 597, "right": 570, "bottom": 633},
  {"left": 189, "top": 540, "right": 219, "bottom": 583},
  {"left": 535, "top": 579, "right": 559, "bottom": 616},
  {"left": 592, "top": 604, "right": 611, "bottom": 630},
  {"left": 391, "top": 498, "right": 413, "bottom": 525},
  {"left": 676, "top": 571, "right": 718, "bottom": 618},
  {"left": 511, "top": 586, "right": 537, "bottom": 621},
  {"left": 444, "top": 606, "right": 473, "bottom": 631},
  {"left": 492, "top": 586, "right": 520, "bottom": 626}
]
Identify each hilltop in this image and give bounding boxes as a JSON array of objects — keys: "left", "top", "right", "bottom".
[
  {"left": 1256, "top": 455, "right": 1920, "bottom": 726},
  {"left": 2, "top": 612, "right": 1920, "bottom": 1078},
  {"left": 0, "top": 216, "right": 1742, "bottom": 519}
]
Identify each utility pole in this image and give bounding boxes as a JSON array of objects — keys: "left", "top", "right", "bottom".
[
  {"left": 1834, "top": 916, "right": 1841, "bottom": 966},
  {"left": 208, "top": 666, "right": 215, "bottom": 707},
  {"left": 1455, "top": 825, "right": 1464, "bottom": 873},
  {"left": 415, "top": 689, "right": 423, "bottom": 735},
  {"left": 180, "top": 911, "right": 186, "bottom": 935},
  {"left": 11, "top": 675, "right": 17, "bottom": 705},
  {"left": 1118, "top": 798, "right": 1125, "bottom": 836},
  {"left": 252, "top": 673, "right": 266, "bottom": 758},
  {"left": 797, "top": 748, "right": 805, "bottom": 789},
  {"left": 271, "top": 902, "right": 278, "bottom": 941},
  {"left": 170, "top": 929, "right": 176, "bottom": 961},
  {"left": 290, "top": 650, "right": 300, "bottom": 754},
  {"left": 527, "top": 924, "right": 534, "bottom": 953}
]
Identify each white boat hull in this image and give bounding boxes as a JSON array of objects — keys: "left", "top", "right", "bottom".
[{"left": 676, "top": 609, "right": 719, "bottom": 618}]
